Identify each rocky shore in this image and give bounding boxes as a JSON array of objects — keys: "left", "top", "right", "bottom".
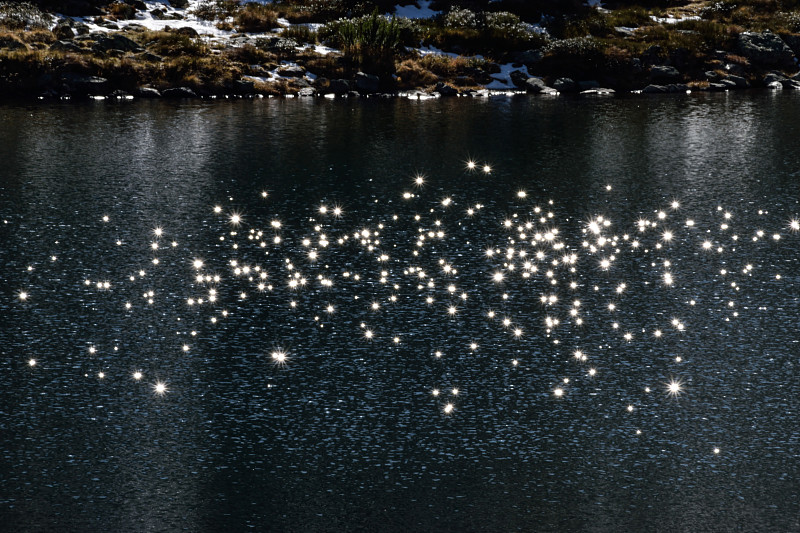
[{"left": 2, "top": 1, "right": 800, "bottom": 101}]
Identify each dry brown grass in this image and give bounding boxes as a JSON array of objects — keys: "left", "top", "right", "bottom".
[
  {"left": 234, "top": 4, "right": 278, "bottom": 33},
  {"left": 688, "top": 79, "right": 710, "bottom": 89},
  {"left": 18, "top": 28, "right": 55, "bottom": 44},
  {"left": 395, "top": 58, "right": 438, "bottom": 89}
]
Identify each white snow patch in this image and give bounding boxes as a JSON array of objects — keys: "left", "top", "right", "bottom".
[
  {"left": 416, "top": 44, "right": 484, "bottom": 60},
  {"left": 243, "top": 60, "right": 317, "bottom": 85},
  {"left": 61, "top": 0, "right": 235, "bottom": 37},
  {"left": 486, "top": 63, "right": 529, "bottom": 89},
  {"left": 651, "top": 15, "right": 700, "bottom": 24},
  {"left": 416, "top": 44, "right": 458, "bottom": 58},
  {"left": 394, "top": 1, "right": 440, "bottom": 19}
]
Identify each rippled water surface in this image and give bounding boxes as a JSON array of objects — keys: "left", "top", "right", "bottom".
[{"left": 2, "top": 93, "right": 800, "bottom": 531}]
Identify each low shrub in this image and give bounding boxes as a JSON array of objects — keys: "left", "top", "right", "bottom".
[
  {"left": 395, "top": 58, "right": 438, "bottom": 88},
  {"left": 191, "top": 0, "right": 239, "bottom": 22},
  {"left": 162, "top": 55, "right": 242, "bottom": 92},
  {"left": 554, "top": 12, "right": 614, "bottom": 38},
  {"left": 139, "top": 30, "right": 208, "bottom": 56},
  {"left": 108, "top": 2, "right": 135, "bottom": 20},
  {"left": 443, "top": 7, "right": 478, "bottom": 29},
  {"left": 779, "top": 11, "right": 800, "bottom": 32},
  {"left": 234, "top": 3, "right": 278, "bottom": 33},
  {"left": 417, "top": 53, "right": 486, "bottom": 76},
  {"left": 539, "top": 36, "right": 606, "bottom": 77},
  {"left": 424, "top": 11, "right": 549, "bottom": 57},
  {"left": 606, "top": 6, "right": 653, "bottom": 28},
  {"left": 224, "top": 42, "right": 275, "bottom": 64},
  {"left": 301, "top": 52, "right": 348, "bottom": 79},
  {"left": 671, "top": 19, "right": 738, "bottom": 49}
]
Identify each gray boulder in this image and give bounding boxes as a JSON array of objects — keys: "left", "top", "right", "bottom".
[
  {"left": 355, "top": 72, "right": 379, "bottom": 94},
  {"left": 764, "top": 72, "right": 787, "bottom": 85},
  {"left": 50, "top": 40, "right": 83, "bottom": 53},
  {"left": 174, "top": 26, "right": 199, "bottom": 37},
  {"left": 138, "top": 51, "right": 162, "bottom": 62},
  {"left": 53, "top": 23, "right": 75, "bottom": 40},
  {"left": 277, "top": 65, "right": 305, "bottom": 78},
  {"left": 233, "top": 80, "right": 255, "bottom": 94},
  {"left": 515, "top": 49, "right": 542, "bottom": 65},
  {"left": 763, "top": 72, "right": 797, "bottom": 88},
  {"left": 61, "top": 73, "right": 109, "bottom": 95},
  {"left": 434, "top": 82, "right": 458, "bottom": 97},
  {"left": 134, "top": 86, "right": 161, "bottom": 98},
  {"left": 641, "top": 45, "right": 664, "bottom": 65},
  {"left": 552, "top": 77, "right": 577, "bottom": 93},
  {"left": 93, "top": 33, "right": 142, "bottom": 53},
  {"left": 524, "top": 77, "right": 549, "bottom": 93},
  {"left": 642, "top": 84, "right": 688, "bottom": 94},
  {"left": 737, "top": 31, "right": 795, "bottom": 68},
  {"left": 650, "top": 65, "right": 681, "bottom": 82},
  {"left": 642, "top": 84, "right": 668, "bottom": 93},
  {"left": 328, "top": 79, "right": 350, "bottom": 94},
  {"left": 298, "top": 87, "right": 316, "bottom": 97},
  {"left": 509, "top": 69, "right": 529, "bottom": 88},
  {"left": 162, "top": 87, "right": 198, "bottom": 98},
  {"left": 725, "top": 74, "right": 748, "bottom": 88},
  {"left": 705, "top": 70, "right": 721, "bottom": 81}
]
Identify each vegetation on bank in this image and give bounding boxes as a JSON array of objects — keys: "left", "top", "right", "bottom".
[{"left": 1, "top": 0, "right": 800, "bottom": 98}]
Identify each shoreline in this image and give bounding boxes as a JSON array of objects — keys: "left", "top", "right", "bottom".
[
  {"left": 3, "top": 85, "right": 796, "bottom": 105},
  {"left": 2, "top": 1, "right": 800, "bottom": 101}
]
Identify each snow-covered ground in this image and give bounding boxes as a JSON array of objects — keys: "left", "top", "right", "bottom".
[
  {"left": 485, "top": 63, "right": 529, "bottom": 90},
  {"left": 64, "top": 0, "right": 233, "bottom": 37},
  {"left": 394, "top": 1, "right": 440, "bottom": 19}
]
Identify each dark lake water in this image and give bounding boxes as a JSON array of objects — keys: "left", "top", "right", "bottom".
[{"left": 2, "top": 93, "right": 800, "bottom": 531}]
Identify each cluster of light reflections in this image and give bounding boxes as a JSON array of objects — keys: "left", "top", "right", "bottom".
[{"left": 14, "top": 165, "right": 800, "bottom": 460}]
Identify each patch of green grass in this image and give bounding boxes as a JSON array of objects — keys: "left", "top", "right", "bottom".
[
  {"left": 281, "top": 24, "right": 318, "bottom": 43},
  {"left": 320, "top": 10, "right": 409, "bottom": 72}
]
